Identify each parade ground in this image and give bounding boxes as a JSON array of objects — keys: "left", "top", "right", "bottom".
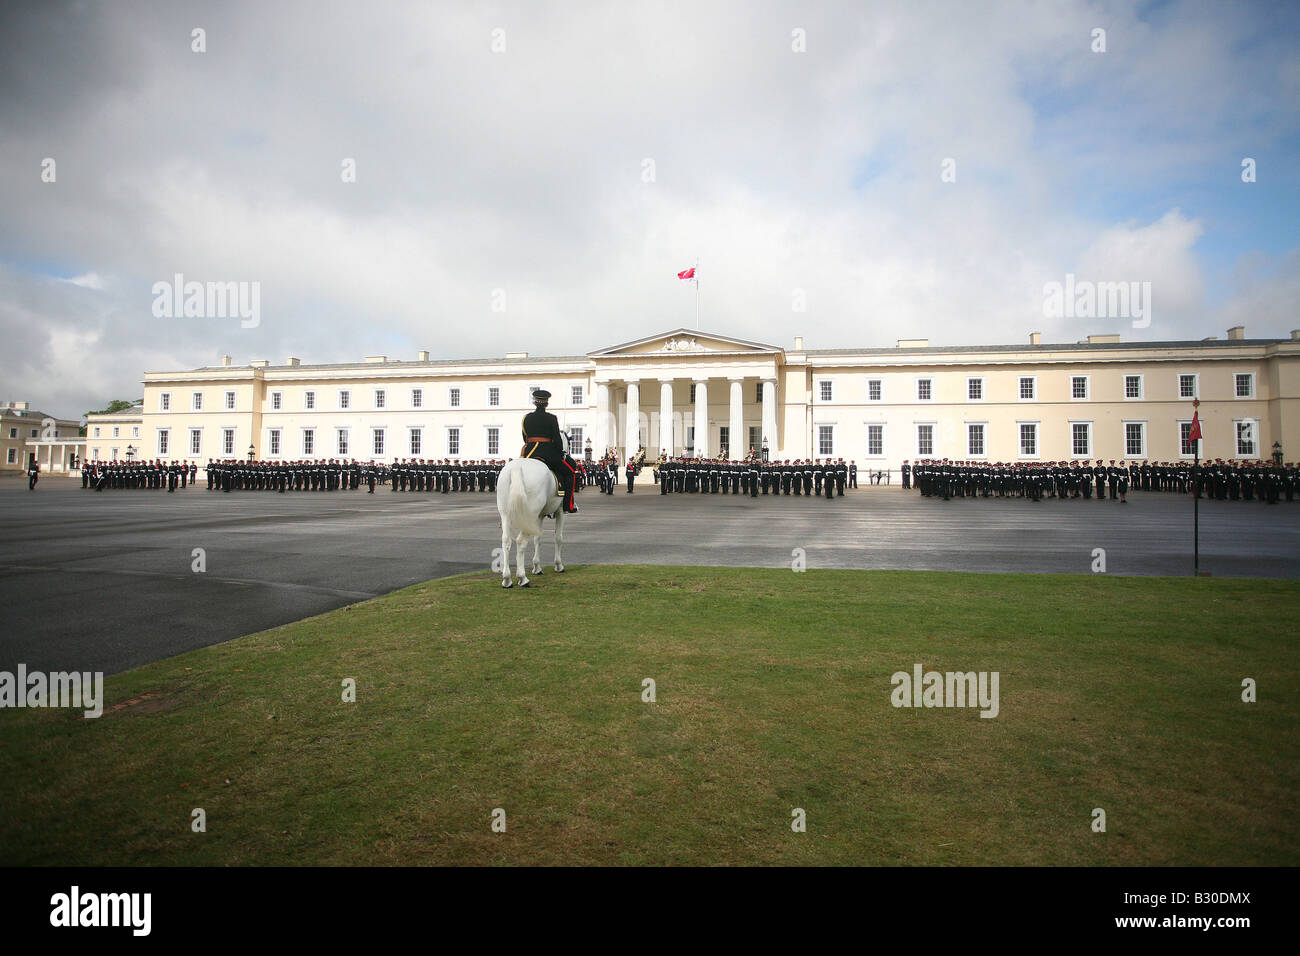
[{"left": 2, "top": 475, "right": 1299, "bottom": 676}]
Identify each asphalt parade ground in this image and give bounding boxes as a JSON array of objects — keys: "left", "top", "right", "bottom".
[{"left": 2, "top": 475, "right": 1298, "bottom": 675}]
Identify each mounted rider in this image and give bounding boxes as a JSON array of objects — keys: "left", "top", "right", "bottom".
[{"left": 520, "top": 389, "right": 579, "bottom": 514}]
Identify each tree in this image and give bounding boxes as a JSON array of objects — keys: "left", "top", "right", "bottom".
[{"left": 85, "top": 399, "right": 140, "bottom": 416}]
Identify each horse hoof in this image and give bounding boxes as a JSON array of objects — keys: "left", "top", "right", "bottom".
[
  {"left": 502, "top": 579, "right": 512, "bottom": 588},
  {"left": 520, "top": 579, "right": 531, "bottom": 588},
  {"left": 555, "top": 565, "right": 565, "bottom": 573}
]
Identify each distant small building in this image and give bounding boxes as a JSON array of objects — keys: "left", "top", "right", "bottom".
[
  {"left": 84, "top": 403, "right": 145, "bottom": 464},
  {"left": 0, "top": 401, "right": 83, "bottom": 473}
]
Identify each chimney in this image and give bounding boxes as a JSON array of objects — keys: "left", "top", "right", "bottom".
[
  {"left": 1226, "top": 325, "right": 1245, "bottom": 340},
  {"left": 1086, "top": 334, "right": 1120, "bottom": 344},
  {"left": 1291, "top": 330, "right": 1300, "bottom": 340},
  {"left": 221, "top": 355, "right": 232, "bottom": 367},
  {"left": 418, "top": 350, "right": 429, "bottom": 362},
  {"left": 250, "top": 360, "right": 269, "bottom": 367},
  {"left": 286, "top": 357, "right": 300, "bottom": 367},
  {"left": 1201, "top": 336, "right": 1218, "bottom": 342},
  {"left": 793, "top": 336, "right": 804, "bottom": 351},
  {"left": 1029, "top": 332, "right": 1042, "bottom": 346},
  {"left": 505, "top": 351, "right": 528, "bottom": 359},
  {"left": 364, "top": 355, "right": 388, "bottom": 363},
  {"left": 897, "top": 338, "right": 929, "bottom": 348}
]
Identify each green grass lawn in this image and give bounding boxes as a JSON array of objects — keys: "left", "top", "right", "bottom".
[{"left": 1, "top": 566, "right": 1296, "bottom": 866}]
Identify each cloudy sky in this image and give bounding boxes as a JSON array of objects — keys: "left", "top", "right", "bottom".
[{"left": 2, "top": 0, "right": 1297, "bottom": 417}]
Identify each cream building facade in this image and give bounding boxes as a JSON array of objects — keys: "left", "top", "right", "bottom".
[
  {"left": 121, "top": 326, "right": 1300, "bottom": 473},
  {"left": 1, "top": 401, "right": 82, "bottom": 473}
]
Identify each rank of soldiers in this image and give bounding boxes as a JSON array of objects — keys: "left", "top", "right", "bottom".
[
  {"left": 653, "top": 456, "right": 851, "bottom": 499},
  {"left": 79, "top": 458, "right": 507, "bottom": 494},
  {"left": 903, "top": 458, "right": 1298, "bottom": 504}
]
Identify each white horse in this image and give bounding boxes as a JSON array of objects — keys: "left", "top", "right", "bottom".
[{"left": 496, "top": 457, "right": 567, "bottom": 587}]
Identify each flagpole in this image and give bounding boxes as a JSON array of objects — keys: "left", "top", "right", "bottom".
[
  {"left": 694, "top": 257, "right": 700, "bottom": 330},
  {"left": 1192, "top": 398, "right": 1200, "bottom": 576}
]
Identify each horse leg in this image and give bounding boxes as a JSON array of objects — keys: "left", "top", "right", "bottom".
[
  {"left": 500, "top": 524, "right": 514, "bottom": 588},
  {"left": 554, "top": 510, "right": 565, "bottom": 572},
  {"left": 515, "top": 532, "right": 531, "bottom": 587},
  {"left": 531, "top": 531, "right": 544, "bottom": 575}
]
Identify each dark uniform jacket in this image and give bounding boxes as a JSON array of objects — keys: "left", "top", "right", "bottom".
[{"left": 521, "top": 409, "right": 565, "bottom": 466}]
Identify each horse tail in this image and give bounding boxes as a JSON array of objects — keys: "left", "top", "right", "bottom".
[{"left": 509, "top": 464, "right": 541, "bottom": 538}]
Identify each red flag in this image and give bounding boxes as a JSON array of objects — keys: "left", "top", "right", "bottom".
[
  {"left": 677, "top": 267, "right": 695, "bottom": 280},
  {"left": 1188, "top": 411, "right": 1202, "bottom": 443}
]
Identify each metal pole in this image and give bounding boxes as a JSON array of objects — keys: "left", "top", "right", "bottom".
[
  {"left": 694, "top": 257, "right": 700, "bottom": 330},
  {"left": 1193, "top": 444, "right": 1199, "bottom": 574}
]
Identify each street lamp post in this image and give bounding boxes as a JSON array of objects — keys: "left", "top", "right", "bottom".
[
  {"left": 247, "top": 444, "right": 255, "bottom": 463},
  {"left": 1274, "top": 441, "right": 1283, "bottom": 465},
  {"left": 761, "top": 437, "right": 769, "bottom": 462},
  {"left": 585, "top": 438, "right": 592, "bottom": 463},
  {"left": 125, "top": 445, "right": 135, "bottom": 462}
]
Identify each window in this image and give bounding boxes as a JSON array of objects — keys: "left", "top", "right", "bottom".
[
  {"left": 269, "top": 429, "right": 281, "bottom": 456},
  {"left": 189, "top": 428, "right": 202, "bottom": 455},
  {"left": 1071, "top": 376, "right": 1089, "bottom": 400},
  {"left": 449, "top": 388, "right": 461, "bottom": 408},
  {"left": 409, "top": 428, "right": 421, "bottom": 456},
  {"left": 1019, "top": 423, "right": 1038, "bottom": 457},
  {"left": 337, "top": 429, "right": 349, "bottom": 456},
  {"left": 1125, "top": 422, "right": 1145, "bottom": 457},
  {"left": 1124, "top": 375, "right": 1143, "bottom": 399},
  {"left": 304, "top": 391, "right": 316, "bottom": 410},
  {"left": 222, "top": 428, "right": 235, "bottom": 456},
  {"left": 689, "top": 383, "right": 697, "bottom": 403},
  {"left": 112, "top": 426, "right": 119, "bottom": 438},
  {"left": 686, "top": 425, "right": 695, "bottom": 452},
  {"left": 1019, "top": 376, "right": 1036, "bottom": 400},
  {"left": 373, "top": 428, "right": 385, "bottom": 456},
  {"left": 93, "top": 426, "right": 100, "bottom": 437},
  {"left": 916, "top": 424, "right": 934, "bottom": 456},
  {"left": 719, "top": 426, "right": 730, "bottom": 455},
  {"left": 224, "top": 391, "right": 236, "bottom": 410},
  {"left": 1072, "top": 422, "right": 1091, "bottom": 457},
  {"left": 131, "top": 426, "right": 139, "bottom": 438},
  {"left": 30, "top": 428, "right": 38, "bottom": 438},
  {"left": 917, "top": 379, "right": 932, "bottom": 402},
  {"left": 488, "top": 387, "right": 500, "bottom": 407},
  {"left": 867, "top": 424, "right": 884, "bottom": 457},
  {"left": 755, "top": 383, "right": 763, "bottom": 403},
  {"left": 158, "top": 429, "right": 169, "bottom": 455},
  {"left": 411, "top": 388, "right": 423, "bottom": 409},
  {"left": 748, "top": 426, "right": 761, "bottom": 452},
  {"left": 1235, "top": 373, "right": 1254, "bottom": 398},
  {"left": 819, "top": 380, "right": 833, "bottom": 402},
  {"left": 1179, "top": 421, "right": 1196, "bottom": 457},
  {"left": 967, "top": 378, "right": 983, "bottom": 401},
  {"left": 818, "top": 425, "right": 833, "bottom": 455},
  {"left": 374, "top": 389, "right": 386, "bottom": 409},
  {"left": 192, "top": 392, "right": 203, "bottom": 411},
  {"left": 5, "top": 449, "right": 13, "bottom": 464},
  {"left": 271, "top": 391, "right": 282, "bottom": 410},
  {"left": 339, "top": 390, "right": 351, "bottom": 410},
  {"left": 571, "top": 385, "right": 584, "bottom": 406},
  {"left": 160, "top": 393, "right": 171, "bottom": 411},
  {"left": 1179, "top": 374, "right": 1197, "bottom": 399},
  {"left": 302, "top": 429, "right": 315, "bottom": 456},
  {"left": 1236, "top": 421, "right": 1257, "bottom": 457},
  {"left": 868, "top": 379, "right": 882, "bottom": 402},
  {"left": 968, "top": 423, "right": 985, "bottom": 457},
  {"left": 447, "top": 427, "right": 461, "bottom": 456},
  {"left": 487, "top": 427, "right": 500, "bottom": 456},
  {"left": 565, "top": 427, "right": 582, "bottom": 457},
  {"left": 12, "top": 427, "right": 21, "bottom": 438}
]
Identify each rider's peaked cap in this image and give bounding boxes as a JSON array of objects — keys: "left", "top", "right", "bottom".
[{"left": 532, "top": 389, "right": 552, "bottom": 401}]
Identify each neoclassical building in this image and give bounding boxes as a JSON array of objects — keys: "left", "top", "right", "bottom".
[{"left": 85, "top": 325, "right": 1300, "bottom": 470}]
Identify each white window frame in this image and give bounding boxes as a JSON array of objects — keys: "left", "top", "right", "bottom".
[
  {"left": 818, "top": 380, "right": 833, "bottom": 403},
  {"left": 373, "top": 427, "right": 385, "bottom": 457},
  {"left": 1069, "top": 420, "right": 1093, "bottom": 459},
  {"left": 867, "top": 378, "right": 883, "bottom": 403},
  {"left": 1234, "top": 372, "right": 1255, "bottom": 399},
  {"left": 189, "top": 428, "right": 202, "bottom": 456},
  {"left": 269, "top": 429, "right": 281, "bottom": 457},
  {"left": 1018, "top": 376, "right": 1037, "bottom": 402},
  {"left": 224, "top": 390, "right": 236, "bottom": 410},
  {"left": 966, "top": 377, "right": 984, "bottom": 402},
  {"left": 1177, "top": 420, "right": 1196, "bottom": 459},
  {"left": 1124, "top": 374, "right": 1144, "bottom": 401},
  {"left": 449, "top": 387, "right": 461, "bottom": 409},
  {"left": 336, "top": 428, "right": 349, "bottom": 457},
  {"left": 816, "top": 423, "right": 835, "bottom": 456},
  {"left": 1233, "top": 419, "right": 1259, "bottom": 459},
  {"left": 93, "top": 426, "right": 100, "bottom": 437},
  {"left": 488, "top": 386, "right": 500, "bottom": 408},
  {"left": 304, "top": 391, "right": 316, "bottom": 411},
  {"left": 916, "top": 378, "right": 933, "bottom": 402},
  {"left": 160, "top": 392, "right": 171, "bottom": 412},
  {"left": 915, "top": 422, "right": 936, "bottom": 457},
  {"left": 966, "top": 421, "right": 988, "bottom": 458},
  {"left": 271, "top": 391, "right": 282, "bottom": 411},
  {"left": 411, "top": 388, "right": 423, "bottom": 409},
  {"left": 1016, "top": 421, "right": 1040, "bottom": 459},
  {"left": 132, "top": 426, "right": 139, "bottom": 438},
  {"left": 112, "top": 426, "right": 119, "bottom": 438},
  {"left": 864, "top": 423, "right": 886, "bottom": 459},
  {"left": 157, "top": 428, "right": 170, "bottom": 456},
  {"left": 191, "top": 391, "right": 203, "bottom": 411},
  {"left": 1070, "top": 375, "right": 1090, "bottom": 401},
  {"left": 567, "top": 425, "right": 584, "bottom": 457},
  {"left": 222, "top": 428, "right": 235, "bottom": 457},
  {"left": 571, "top": 385, "right": 584, "bottom": 406},
  {"left": 447, "top": 426, "right": 462, "bottom": 456},
  {"left": 409, "top": 427, "right": 422, "bottom": 456},
  {"left": 1177, "top": 373, "right": 1198, "bottom": 400},
  {"left": 1122, "top": 420, "right": 1147, "bottom": 459},
  {"left": 374, "top": 389, "right": 386, "bottom": 410},
  {"left": 487, "top": 425, "right": 501, "bottom": 456},
  {"left": 302, "top": 428, "right": 315, "bottom": 456},
  {"left": 338, "top": 389, "right": 351, "bottom": 410},
  {"left": 6, "top": 448, "right": 14, "bottom": 464}
]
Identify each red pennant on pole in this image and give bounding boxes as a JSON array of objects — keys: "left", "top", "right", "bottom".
[{"left": 1189, "top": 411, "right": 1202, "bottom": 443}]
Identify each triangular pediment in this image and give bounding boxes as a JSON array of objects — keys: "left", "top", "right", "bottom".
[{"left": 589, "top": 328, "right": 782, "bottom": 358}]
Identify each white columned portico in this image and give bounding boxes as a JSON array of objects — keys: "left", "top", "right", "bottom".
[
  {"left": 693, "top": 378, "right": 709, "bottom": 458},
  {"left": 658, "top": 379, "right": 674, "bottom": 456},
  {"left": 595, "top": 383, "right": 610, "bottom": 455},
  {"left": 728, "top": 379, "right": 744, "bottom": 459},
  {"left": 762, "top": 379, "right": 777, "bottom": 457},
  {"left": 624, "top": 380, "right": 640, "bottom": 459}
]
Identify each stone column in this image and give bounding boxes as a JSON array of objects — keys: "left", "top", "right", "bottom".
[
  {"left": 595, "top": 383, "right": 610, "bottom": 455},
  {"left": 693, "top": 378, "right": 709, "bottom": 458},
  {"left": 728, "top": 379, "right": 744, "bottom": 459},
  {"left": 625, "top": 380, "right": 640, "bottom": 460},
  {"left": 658, "top": 379, "right": 674, "bottom": 456},
  {"left": 762, "top": 379, "right": 777, "bottom": 458}
]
